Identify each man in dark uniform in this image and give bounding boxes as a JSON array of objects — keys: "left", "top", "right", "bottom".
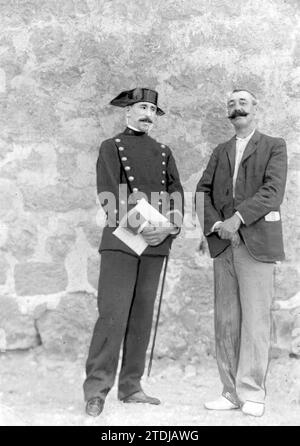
[{"left": 84, "top": 88, "right": 184, "bottom": 417}]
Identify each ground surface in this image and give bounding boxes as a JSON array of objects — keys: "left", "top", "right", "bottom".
[{"left": 0, "top": 349, "right": 299, "bottom": 426}]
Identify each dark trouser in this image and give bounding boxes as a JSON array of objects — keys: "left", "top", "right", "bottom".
[
  {"left": 83, "top": 250, "right": 165, "bottom": 402},
  {"left": 213, "top": 241, "right": 274, "bottom": 405}
]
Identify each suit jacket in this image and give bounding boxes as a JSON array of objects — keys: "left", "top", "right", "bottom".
[
  {"left": 196, "top": 130, "right": 287, "bottom": 262},
  {"left": 97, "top": 127, "right": 184, "bottom": 256}
]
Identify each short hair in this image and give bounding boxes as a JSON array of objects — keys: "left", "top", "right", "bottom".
[{"left": 230, "top": 89, "right": 258, "bottom": 105}]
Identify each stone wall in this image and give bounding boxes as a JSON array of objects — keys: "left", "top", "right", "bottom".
[{"left": 0, "top": 0, "right": 299, "bottom": 362}]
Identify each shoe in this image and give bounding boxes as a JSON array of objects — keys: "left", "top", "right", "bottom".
[
  {"left": 85, "top": 397, "right": 105, "bottom": 417},
  {"left": 204, "top": 396, "right": 239, "bottom": 411},
  {"left": 242, "top": 401, "right": 265, "bottom": 417},
  {"left": 122, "top": 390, "right": 161, "bottom": 405}
]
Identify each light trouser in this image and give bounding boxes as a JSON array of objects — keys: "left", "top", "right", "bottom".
[
  {"left": 213, "top": 241, "right": 274, "bottom": 405},
  {"left": 83, "top": 251, "right": 165, "bottom": 402}
]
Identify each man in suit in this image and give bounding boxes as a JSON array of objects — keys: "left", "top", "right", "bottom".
[
  {"left": 196, "top": 89, "right": 287, "bottom": 417},
  {"left": 84, "top": 88, "right": 184, "bottom": 417}
]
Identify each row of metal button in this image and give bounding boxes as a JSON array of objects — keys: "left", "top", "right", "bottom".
[{"left": 115, "top": 138, "right": 167, "bottom": 190}]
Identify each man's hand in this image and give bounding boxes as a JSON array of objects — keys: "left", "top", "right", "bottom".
[
  {"left": 141, "top": 222, "right": 174, "bottom": 246},
  {"left": 218, "top": 214, "right": 242, "bottom": 240},
  {"left": 230, "top": 232, "right": 241, "bottom": 248}
]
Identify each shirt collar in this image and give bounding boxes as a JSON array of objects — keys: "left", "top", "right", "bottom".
[{"left": 236, "top": 128, "right": 256, "bottom": 142}]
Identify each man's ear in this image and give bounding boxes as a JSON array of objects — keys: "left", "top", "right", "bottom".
[
  {"left": 253, "top": 103, "right": 259, "bottom": 117},
  {"left": 252, "top": 98, "right": 259, "bottom": 112},
  {"left": 125, "top": 106, "right": 131, "bottom": 126}
]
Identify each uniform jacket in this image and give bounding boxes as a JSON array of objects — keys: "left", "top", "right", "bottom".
[
  {"left": 196, "top": 130, "right": 287, "bottom": 262},
  {"left": 97, "top": 127, "right": 184, "bottom": 256}
]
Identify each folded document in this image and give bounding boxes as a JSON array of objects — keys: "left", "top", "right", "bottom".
[{"left": 113, "top": 198, "right": 169, "bottom": 255}]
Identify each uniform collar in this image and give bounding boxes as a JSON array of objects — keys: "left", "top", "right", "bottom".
[{"left": 123, "top": 126, "right": 146, "bottom": 136}]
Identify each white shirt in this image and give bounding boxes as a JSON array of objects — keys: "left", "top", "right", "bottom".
[{"left": 233, "top": 128, "right": 256, "bottom": 197}]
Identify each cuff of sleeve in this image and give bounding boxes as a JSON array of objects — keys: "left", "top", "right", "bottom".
[
  {"left": 205, "top": 221, "right": 222, "bottom": 237},
  {"left": 235, "top": 211, "right": 245, "bottom": 224},
  {"left": 169, "top": 226, "right": 180, "bottom": 235},
  {"left": 211, "top": 221, "right": 222, "bottom": 232},
  {"left": 166, "top": 209, "right": 183, "bottom": 227},
  {"left": 137, "top": 220, "right": 149, "bottom": 234}
]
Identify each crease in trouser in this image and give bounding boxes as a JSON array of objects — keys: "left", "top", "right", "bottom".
[
  {"left": 213, "top": 243, "right": 274, "bottom": 405},
  {"left": 214, "top": 247, "right": 241, "bottom": 406}
]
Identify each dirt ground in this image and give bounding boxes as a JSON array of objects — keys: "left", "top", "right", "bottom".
[{"left": 0, "top": 349, "right": 299, "bottom": 426}]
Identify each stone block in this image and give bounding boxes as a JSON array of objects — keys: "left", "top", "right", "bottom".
[
  {"left": 0, "top": 296, "right": 39, "bottom": 350},
  {"left": 284, "top": 67, "right": 300, "bottom": 99},
  {"left": 0, "top": 221, "right": 8, "bottom": 248},
  {"left": 39, "top": 66, "right": 83, "bottom": 91},
  {"left": 274, "top": 264, "right": 300, "bottom": 300},
  {"left": 45, "top": 232, "right": 76, "bottom": 261},
  {"left": 56, "top": 152, "right": 77, "bottom": 178},
  {"left": 21, "top": 150, "right": 43, "bottom": 171},
  {"left": 0, "top": 179, "right": 22, "bottom": 221},
  {"left": 0, "top": 139, "right": 14, "bottom": 161},
  {"left": 14, "top": 262, "right": 68, "bottom": 296},
  {"left": 271, "top": 311, "right": 293, "bottom": 353},
  {"left": 21, "top": 184, "right": 96, "bottom": 212},
  {"left": 60, "top": 117, "right": 100, "bottom": 149},
  {"left": 0, "top": 68, "right": 6, "bottom": 93},
  {"left": 293, "top": 34, "right": 300, "bottom": 67},
  {"left": 80, "top": 221, "right": 102, "bottom": 248},
  {"left": 4, "top": 88, "right": 59, "bottom": 140},
  {"left": 29, "top": 25, "right": 65, "bottom": 63},
  {"left": 158, "top": 0, "right": 208, "bottom": 19},
  {"left": 41, "top": 0, "right": 90, "bottom": 20},
  {"left": 0, "top": 256, "right": 9, "bottom": 285},
  {"left": 5, "top": 218, "right": 38, "bottom": 260},
  {"left": 36, "top": 292, "right": 98, "bottom": 359}
]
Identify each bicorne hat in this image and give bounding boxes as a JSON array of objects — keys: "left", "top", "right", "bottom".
[{"left": 110, "top": 88, "right": 165, "bottom": 115}]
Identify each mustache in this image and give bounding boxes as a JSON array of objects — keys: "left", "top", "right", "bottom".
[
  {"left": 228, "top": 110, "right": 249, "bottom": 119},
  {"left": 139, "top": 118, "right": 153, "bottom": 124}
]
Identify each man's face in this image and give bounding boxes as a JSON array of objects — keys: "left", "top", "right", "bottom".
[
  {"left": 227, "top": 91, "right": 257, "bottom": 130},
  {"left": 126, "top": 102, "right": 157, "bottom": 132}
]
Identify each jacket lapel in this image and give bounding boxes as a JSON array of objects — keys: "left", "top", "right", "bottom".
[
  {"left": 240, "top": 130, "right": 261, "bottom": 164},
  {"left": 224, "top": 136, "right": 236, "bottom": 177}
]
